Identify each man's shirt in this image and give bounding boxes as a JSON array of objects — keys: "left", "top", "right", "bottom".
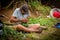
[{"left": 12, "top": 8, "right": 30, "bottom": 24}]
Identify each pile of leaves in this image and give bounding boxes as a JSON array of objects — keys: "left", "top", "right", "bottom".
[{"left": 28, "top": 17, "right": 57, "bottom": 27}]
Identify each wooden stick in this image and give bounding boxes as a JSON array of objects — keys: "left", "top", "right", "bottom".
[{"left": 6, "top": 0, "right": 14, "bottom": 9}]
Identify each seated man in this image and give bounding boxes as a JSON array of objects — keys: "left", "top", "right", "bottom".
[{"left": 10, "top": 5, "right": 43, "bottom": 33}]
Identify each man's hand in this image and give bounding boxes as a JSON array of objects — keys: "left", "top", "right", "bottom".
[
  {"left": 20, "top": 18, "right": 28, "bottom": 23},
  {"left": 10, "top": 16, "right": 28, "bottom": 23}
]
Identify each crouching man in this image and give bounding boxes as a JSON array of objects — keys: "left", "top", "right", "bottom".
[{"left": 10, "top": 5, "right": 43, "bottom": 33}]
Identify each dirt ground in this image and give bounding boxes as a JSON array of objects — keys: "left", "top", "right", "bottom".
[{"left": 0, "top": 9, "right": 13, "bottom": 21}]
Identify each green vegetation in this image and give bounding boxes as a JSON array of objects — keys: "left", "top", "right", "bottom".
[
  {"left": 0, "top": 0, "right": 60, "bottom": 40},
  {"left": 28, "top": 17, "right": 57, "bottom": 27},
  {"left": 28, "top": 1, "right": 51, "bottom": 15},
  {"left": 1, "top": 26, "right": 25, "bottom": 40},
  {"left": 0, "top": 17, "right": 58, "bottom": 40}
]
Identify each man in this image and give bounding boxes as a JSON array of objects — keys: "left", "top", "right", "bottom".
[{"left": 10, "top": 5, "right": 43, "bottom": 33}]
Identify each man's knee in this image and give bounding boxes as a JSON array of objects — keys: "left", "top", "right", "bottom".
[
  {"left": 16, "top": 24, "right": 22, "bottom": 28},
  {"left": 16, "top": 24, "right": 26, "bottom": 29},
  {"left": 35, "top": 24, "right": 40, "bottom": 26},
  {"left": 29, "top": 24, "right": 40, "bottom": 29},
  {"left": 33, "top": 24, "right": 40, "bottom": 28},
  {"left": 17, "top": 24, "right": 21, "bottom": 27},
  {"left": 29, "top": 24, "right": 40, "bottom": 26}
]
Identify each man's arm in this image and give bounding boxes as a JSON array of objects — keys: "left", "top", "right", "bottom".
[
  {"left": 10, "top": 8, "right": 23, "bottom": 23},
  {"left": 10, "top": 16, "right": 20, "bottom": 23},
  {"left": 10, "top": 16, "right": 28, "bottom": 23}
]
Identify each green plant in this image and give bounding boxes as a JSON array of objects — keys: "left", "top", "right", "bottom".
[
  {"left": 28, "top": 1, "right": 40, "bottom": 10},
  {"left": 28, "top": 17, "right": 57, "bottom": 27},
  {"left": 0, "top": 25, "right": 25, "bottom": 40},
  {"left": 28, "top": 1, "right": 51, "bottom": 15}
]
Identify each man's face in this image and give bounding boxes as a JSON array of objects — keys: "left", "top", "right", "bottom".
[{"left": 21, "top": 10, "right": 25, "bottom": 14}]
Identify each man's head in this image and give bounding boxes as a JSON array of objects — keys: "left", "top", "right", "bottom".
[{"left": 20, "top": 5, "right": 28, "bottom": 14}]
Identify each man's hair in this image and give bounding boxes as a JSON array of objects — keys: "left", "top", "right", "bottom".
[{"left": 21, "top": 5, "right": 28, "bottom": 12}]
